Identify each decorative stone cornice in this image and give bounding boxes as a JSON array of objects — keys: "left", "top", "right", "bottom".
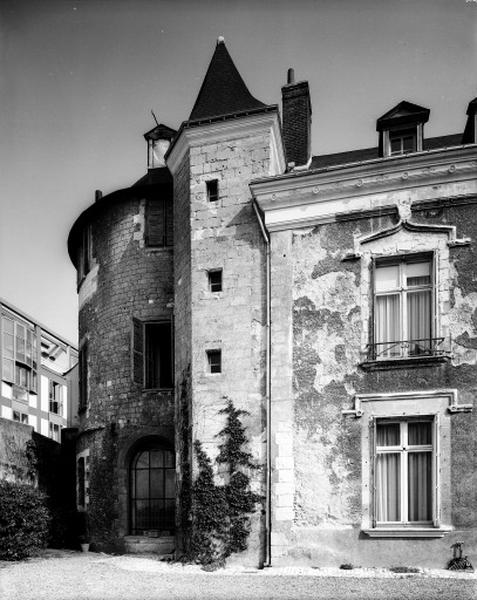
[
  {"left": 166, "top": 109, "right": 285, "bottom": 176},
  {"left": 342, "top": 389, "right": 472, "bottom": 418},
  {"left": 251, "top": 144, "right": 477, "bottom": 232}
]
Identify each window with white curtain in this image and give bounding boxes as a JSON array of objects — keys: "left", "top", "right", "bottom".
[
  {"left": 375, "top": 418, "right": 435, "bottom": 525},
  {"left": 374, "top": 255, "right": 434, "bottom": 359}
]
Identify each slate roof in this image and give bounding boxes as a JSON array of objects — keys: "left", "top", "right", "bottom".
[
  {"left": 310, "top": 134, "right": 464, "bottom": 170},
  {"left": 189, "top": 38, "right": 267, "bottom": 121}
]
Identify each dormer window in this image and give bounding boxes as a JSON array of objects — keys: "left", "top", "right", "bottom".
[
  {"left": 143, "top": 123, "right": 176, "bottom": 170},
  {"left": 377, "top": 101, "right": 429, "bottom": 158},
  {"left": 389, "top": 128, "right": 417, "bottom": 155}
]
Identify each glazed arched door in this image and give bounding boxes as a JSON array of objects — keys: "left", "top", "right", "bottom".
[{"left": 130, "top": 446, "right": 175, "bottom": 534}]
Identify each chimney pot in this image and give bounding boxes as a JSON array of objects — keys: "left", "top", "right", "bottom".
[
  {"left": 287, "top": 68, "right": 295, "bottom": 85},
  {"left": 95, "top": 190, "right": 103, "bottom": 202}
]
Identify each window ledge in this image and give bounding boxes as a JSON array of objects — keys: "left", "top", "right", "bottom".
[
  {"left": 363, "top": 527, "right": 452, "bottom": 539},
  {"left": 359, "top": 354, "right": 450, "bottom": 371}
]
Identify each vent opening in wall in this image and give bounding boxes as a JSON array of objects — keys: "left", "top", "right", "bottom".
[
  {"left": 208, "top": 269, "right": 223, "bottom": 292},
  {"left": 206, "top": 179, "right": 219, "bottom": 203},
  {"left": 206, "top": 349, "right": 221, "bottom": 373}
]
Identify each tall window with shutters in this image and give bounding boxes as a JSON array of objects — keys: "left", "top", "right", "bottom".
[
  {"left": 373, "top": 417, "right": 438, "bottom": 527},
  {"left": 372, "top": 254, "right": 437, "bottom": 359},
  {"left": 132, "top": 319, "right": 173, "bottom": 389},
  {"left": 145, "top": 199, "right": 173, "bottom": 248}
]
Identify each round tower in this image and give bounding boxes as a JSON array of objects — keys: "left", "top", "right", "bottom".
[{"left": 67, "top": 124, "right": 177, "bottom": 552}]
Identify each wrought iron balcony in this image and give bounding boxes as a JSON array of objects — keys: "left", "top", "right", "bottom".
[{"left": 366, "top": 337, "right": 446, "bottom": 361}]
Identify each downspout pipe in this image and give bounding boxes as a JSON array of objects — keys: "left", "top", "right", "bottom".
[{"left": 252, "top": 199, "right": 272, "bottom": 568}]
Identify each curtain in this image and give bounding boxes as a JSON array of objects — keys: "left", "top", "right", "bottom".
[
  {"left": 407, "top": 290, "right": 431, "bottom": 354},
  {"left": 376, "top": 295, "right": 400, "bottom": 357},
  {"left": 376, "top": 453, "right": 400, "bottom": 521},
  {"left": 408, "top": 452, "right": 432, "bottom": 521}
]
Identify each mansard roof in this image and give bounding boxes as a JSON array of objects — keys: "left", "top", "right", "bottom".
[
  {"left": 376, "top": 100, "right": 430, "bottom": 131},
  {"left": 310, "top": 133, "right": 462, "bottom": 170},
  {"left": 189, "top": 38, "right": 267, "bottom": 121}
]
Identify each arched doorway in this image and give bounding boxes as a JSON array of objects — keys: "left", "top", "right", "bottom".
[{"left": 129, "top": 444, "right": 175, "bottom": 534}]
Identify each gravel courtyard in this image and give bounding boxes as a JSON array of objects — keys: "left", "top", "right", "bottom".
[{"left": 1, "top": 550, "right": 476, "bottom": 600}]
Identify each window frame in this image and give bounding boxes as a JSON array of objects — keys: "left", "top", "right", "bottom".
[
  {"left": 206, "top": 349, "right": 222, "bottom": 374},
  {"left": 371, "top": 253, "right": 437, "bottom": 360},
  {"left": 78, "top": 343, "right": 88, "bottom": 413},
  {"left": 373, "top": 416, "right": 437, "bottom": 528},
  {"left": 131, "top": 318, "right": 174, "bottom": 390},
  {"left": 206, "top": 179, "right": 219, "bottom": 203},
  {"left": 208, "top": 269, "right": 223, "bottom": 293},
  {"left": 1, "top": 314, "right": 37, "bottom": 394}
]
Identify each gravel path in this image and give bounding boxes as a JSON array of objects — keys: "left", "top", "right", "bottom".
[{"left": 0, "top": 550, "right": 475, "bottom": 600}]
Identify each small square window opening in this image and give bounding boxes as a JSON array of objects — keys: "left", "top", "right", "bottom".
[
  {"left": 206, "top": 179, "right": 219, "bottom": 202},
  {"left": 208, "top": 269, "right": 222, "bottom": 293},
  {"left": 207, "top": 349, "right": 222, "bottom": 374}
]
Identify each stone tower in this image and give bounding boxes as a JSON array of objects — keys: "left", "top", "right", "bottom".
[
  {"left": 167, "top": 38, "right": 285, "bottom": 564},
  {"left": 68, "top": 136, "right": 177, "bottom": 553}
]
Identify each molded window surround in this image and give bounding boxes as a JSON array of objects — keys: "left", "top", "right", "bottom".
[
  {"left": 341, "top": 389, "right": 472, "bottom": 538},
  {"left": 356, "top": 222, "right": 454, "bottom": 370}
]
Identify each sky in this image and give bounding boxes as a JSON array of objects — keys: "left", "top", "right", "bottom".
[{"left": 1, "top": 0, "right": 476, "bottom": 344}]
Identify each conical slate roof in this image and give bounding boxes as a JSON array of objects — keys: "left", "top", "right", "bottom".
[{"left": 189, "top": 37, "right": 266, "bottom": 121}]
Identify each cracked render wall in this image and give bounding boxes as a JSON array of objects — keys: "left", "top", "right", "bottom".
[{"left": 271, "top": 200, "right": 477, "bottom": 568}]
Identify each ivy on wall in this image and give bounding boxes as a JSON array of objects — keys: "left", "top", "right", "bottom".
[
  {"left": 189, "top": 397, "right": 261, "bottom": 567},
  {"left": 88, "top": 428, "right": 118, "bottom": 550}
]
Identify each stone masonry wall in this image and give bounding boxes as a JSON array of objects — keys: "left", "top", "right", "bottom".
[
  {"left": 77, "top": 194, "right": 175, "bottom": 547},
  {"left": 175, "top": 124, "right": 277, "bottom": 565}
]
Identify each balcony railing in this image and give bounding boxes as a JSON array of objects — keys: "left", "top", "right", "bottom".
[{"left": 366, "top": 337, "right": 446, "bottom": 361}]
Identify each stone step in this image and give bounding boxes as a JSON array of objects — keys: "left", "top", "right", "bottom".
[{"left": 124, "top": 535, "right": 175, "bottom": 555}]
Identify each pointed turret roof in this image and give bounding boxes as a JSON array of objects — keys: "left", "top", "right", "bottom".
[{"left": 189, "top": 37, "right": 266, "bottom": 121}]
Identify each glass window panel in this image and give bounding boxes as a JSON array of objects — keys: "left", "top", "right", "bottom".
[
  {"left": 150, "top": 470, "right": 164, "bottom": 498},
  {"left": 135, "top": 470, "right": 149, "bottom": 499},
  {"left": 377, "top": 423, "right": 400, "bottom": 446},
  {"left": 135, "top": 451, "right": 149, "bottom": 469},
  {"left": 376, "top": 453, "right": 401, "bottom": 522},
  {"left": 375, "top": 265, "right": 400, "bottom": 292},
  {"left": 149, "top": 500, "right": 163, "bottom": 526},
  {"left": 16, "top": 324, "right": 26, "bottom": 363},
  {"left": 408, "top": 452, "right": 432, "bottom": 521},
  {"left": 4, "top": 333, "right": 14, "bottom": 358},
  {"left": 26, "top": 330, "right": 33, "bottom": 365},
  {"left": 134, "top": 500, "right": 149, "bottom": 530},
  {"left": 390, "top": 138, "right": 401, "bottom": 154},
  {"left": 150, "top": 450, "right": 164, "bottom": 468},
  {"left": 3, "top": 358, "right": 14, "bottom": 382},
  {"left": 165, "top": 469, "right": 175, "bottom": 498},
  {"left": 407, "top": 290, "right": 431, "bottom": 355},
  {"left": 164, "top": 450, "right": 174, "bottom": 468},
  {"left": 402, "top": 135, "right": 416, "bottom": 153},
  {"left": 3, "top": 317, "right": 14, "bottom": 335},
  {"left": 408, "top": 422, "right": 432, "bottom": 446},
  {"left": 375, "top": 294, "right": 401, "bottom": 356},
  {"left": 406, "top": 261, "right": 431, "bottom": 287}
]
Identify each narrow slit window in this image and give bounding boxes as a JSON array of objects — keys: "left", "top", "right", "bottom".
[
  {"left": 207, "top": 349, "right": 221, "bottom": 374},
  {"left": 206, "top": 179, "right": 219, "bottom": 203},
  {"left": 208, "top": 269, "right": 222, "bottom": 293}
]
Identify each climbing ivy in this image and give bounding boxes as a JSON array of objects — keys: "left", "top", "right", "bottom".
[
  {"left": 189, "top": 397, "right": 261, "bottom": 567},
  {"left": 87, "top": 429, "right": 118, "bottom": 550}
]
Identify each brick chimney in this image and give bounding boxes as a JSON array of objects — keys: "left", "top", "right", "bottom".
[{"left": 281, "top": 68, "right": 312, "bottom": 168}]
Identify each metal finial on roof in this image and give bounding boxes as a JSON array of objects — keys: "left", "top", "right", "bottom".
[{"left": 217, "top": 35, "right": 225, "bottom": 45}]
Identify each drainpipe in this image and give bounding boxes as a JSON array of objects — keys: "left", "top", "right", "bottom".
[{"left": 252, "top": 199, "right": 272, "bottom": 568}]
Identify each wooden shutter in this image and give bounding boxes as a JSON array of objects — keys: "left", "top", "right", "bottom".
[
  {"left": 131, "top": 318, "right": 144, "bottom": 385},
  {"left": 433, "top": 413, "right": 440, "bottom": 527},
  {"left": 146, "top": 200, "right": 165, "bottom": 247}
]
